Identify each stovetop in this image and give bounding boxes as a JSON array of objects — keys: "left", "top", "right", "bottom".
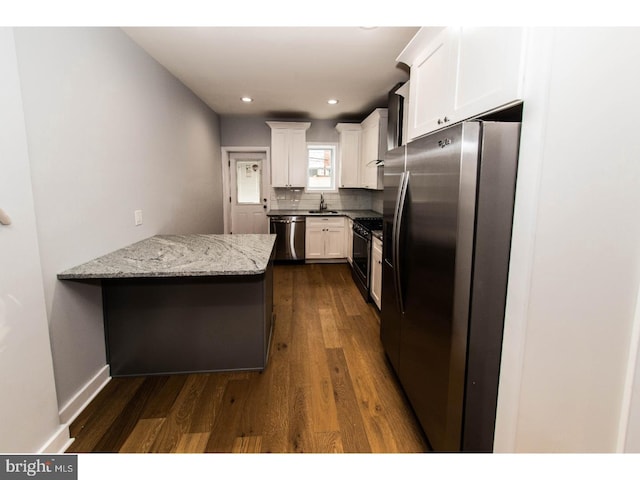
[{"left": 354, "top": 217, "right": 383, "bottom": 231}]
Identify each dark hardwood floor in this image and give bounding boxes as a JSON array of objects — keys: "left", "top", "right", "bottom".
[{"left": 66, "top": 263, "right": 428, "bottom": 453}]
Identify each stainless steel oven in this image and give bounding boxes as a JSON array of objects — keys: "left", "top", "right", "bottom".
[{"left": 351, "top": 217, "right": 382, "bottom": 301}]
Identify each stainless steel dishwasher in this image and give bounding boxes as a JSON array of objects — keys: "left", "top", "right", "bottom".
[{"left": 269, "top": 216, "right": 306, "bottom": 261}]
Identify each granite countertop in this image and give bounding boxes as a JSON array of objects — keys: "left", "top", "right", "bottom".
[
  {"left": 57, "top": 234, "right": 277, "bottom": 280},
  {"left": 267, "top": 209, "right": 382, "bottom": 219}
]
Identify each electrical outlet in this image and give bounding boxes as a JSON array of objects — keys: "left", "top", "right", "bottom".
[{"left": 134, "top": 210, "right": 143, "bottom": 226}]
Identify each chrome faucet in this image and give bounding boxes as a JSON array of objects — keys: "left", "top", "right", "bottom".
[{"left": 319, "top": 193, "right": 327, "bottom": 212}]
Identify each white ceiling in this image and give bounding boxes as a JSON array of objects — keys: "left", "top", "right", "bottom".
[{"left": 122, "top": 26, "right": 421, "bottom": 121}]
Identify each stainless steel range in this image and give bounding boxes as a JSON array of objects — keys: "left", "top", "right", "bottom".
[{"left": 351, "top": 216, "right": 383, "bottom": 301}]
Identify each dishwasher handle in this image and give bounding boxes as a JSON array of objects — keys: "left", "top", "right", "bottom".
[{"left": 270, "top": 217, "right": 306, "bottom": 224}]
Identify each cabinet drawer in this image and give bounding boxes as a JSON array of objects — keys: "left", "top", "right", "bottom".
[{"left": 306, "top": 217, "right": 345, "bottom": 228}]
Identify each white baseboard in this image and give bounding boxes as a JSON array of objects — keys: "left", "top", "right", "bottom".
[
  {"left": 58, "top": 365, "right": 111, "bottom": 426},
  {"left": 38, "top": 425, "right": 73, "bottom": 453}
]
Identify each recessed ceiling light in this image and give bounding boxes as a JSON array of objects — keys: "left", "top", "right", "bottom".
[
  {"left": 327, "top": 99, "right": 339, "bottom": 105},
  {"left": 241, "top": 97, "right": 253, "bottom": 103}
]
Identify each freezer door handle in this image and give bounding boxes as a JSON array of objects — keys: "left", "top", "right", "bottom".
[{"left": 394, "top": 171, "right": 410, "bottom": 314}]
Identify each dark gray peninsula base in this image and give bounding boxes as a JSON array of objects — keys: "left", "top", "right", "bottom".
[{"left": 58, "top": 234, "right": 276, "bottom": 377}]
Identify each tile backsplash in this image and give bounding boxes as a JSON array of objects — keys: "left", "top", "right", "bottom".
[{"left": 270, "top": 188, "right": 382, "bottom": 213}]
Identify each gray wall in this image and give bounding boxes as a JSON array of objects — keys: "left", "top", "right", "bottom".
[
  {"left": 221, "top": 115, "right": 340, "bottom": 146},
  {"left": 13, "top": 27, "right": 224, "bottom": 408}
]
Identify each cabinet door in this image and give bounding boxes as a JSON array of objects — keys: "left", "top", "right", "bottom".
[
  {"left": 360, "top": 124, "right": 373, "bottom": 188},
  {"left": 288, "top": 129, "right": 308, "bottom": 187},
  {"left": 360, "top": 124, "right": 380, "bottom": 189},
  {"left": 324, "top": 227, "right": 345, "bottom": 258},
  {"left": 346, "top": 219, "right": 353, "bottom": 264},
  {"left": 305, "top": 226, "right": 325, "bottom": 259},
  {"left": 371, "top": 238, "right": 383, "bottom": 309},
  {"left": 339, "top": 129, "right": 361, "bottom": 187},
  {"left": 452, "top": 27, "right": 525, "bottom": 123},
  {"left": 271, "top": 129, "right": 290, "bottom": 187},
  {"left": 406, "top": 27, "right": 458, "bottom": 141}
]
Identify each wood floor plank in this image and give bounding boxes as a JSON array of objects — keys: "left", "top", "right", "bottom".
[
  {"left": 92, "top": 375, "right": 169, "bottom": 452},
  {"left": 287, "top": 383, "right": 314, "bottom": 453},
  {"left": 67, "top": 377, "right": 145, "bottom": 453},
  {"left": 319, "top": 307, "right": 342, "bottom": 349},
  {"left": 187, "top": 373, "right": 229, "bottom": 434},
  {"left": 204, "top": 378, "right": 251, "bottom": 452},
  {"left": 258, "top": 308, "right": 291, "bottom": 453},
  {"left": 149, "top": 374, "right": 208, "bottom": 453},
  {"left": 326, "top": 347, "right": 372, "bottom": 453},
  {"left": 139, "top": 374, "right": 188, "bottom": 419},
  {"left": 232, "top": 436, "right": 262, "bottom": 453},
  {"left": 313, "top": 431, "right": 344, "bottom": 453},
  {"left": 66, "top": 264, "right": 428, "bottom": 454},
  {"left": 173, "top": 432, "right": 211, "bottom": 453},
  {"left": 341, "top": 314, "right": 428, "bottom": 452},
  {"left": 119, "top": 418, "right": 166, "bottom": 453},
  {"left": 303, "top": 300, "right": 340, "bottom": 433}
]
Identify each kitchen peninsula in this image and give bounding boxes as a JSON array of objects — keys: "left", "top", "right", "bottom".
[{"left": 58, "top": 234, "right": 276, "bottom": 377}]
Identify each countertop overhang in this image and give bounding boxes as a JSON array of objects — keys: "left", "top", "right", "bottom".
[{"left": 57, "top": 234, "right": 277, "bottom": 280}]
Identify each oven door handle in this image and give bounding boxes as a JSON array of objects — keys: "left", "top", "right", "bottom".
[{"left": 394, "top": 171, "right": 409, "bottom": 314}]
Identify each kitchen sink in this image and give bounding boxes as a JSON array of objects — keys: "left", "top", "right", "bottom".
[{"left": 308, "top": 210, "right": 339, "bottom": 214}]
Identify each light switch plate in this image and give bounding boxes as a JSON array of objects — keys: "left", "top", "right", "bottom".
[{"left": 134, "top": 210, "right": 143, "bottom": 226}]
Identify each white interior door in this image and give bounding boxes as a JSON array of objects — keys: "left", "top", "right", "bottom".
[{"left": 229, "top": 152, "right": 269, "bottom": 234}]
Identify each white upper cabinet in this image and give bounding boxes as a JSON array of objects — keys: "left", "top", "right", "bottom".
[
  {"left": 453, "top": 27, "right": 526, "bottom": 122},
  {"left": 401, "top": 28, "right": 458, "bottom": 139},
  {"left": 398, "top": 27, "right": 526, "bottom": 141},
  {"left": 336, "top": 123, "right": 362, "bottom": 188},
  {"left": 267, "top": 121, "right": 311, "bottom": 187},
  {"left": 360, "top": 108, "right": 387, "bottom": 190}
]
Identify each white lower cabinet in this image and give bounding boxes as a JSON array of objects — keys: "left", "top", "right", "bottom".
[
  {"left": 371, "top": 236, "right": 382, "bottom": 309},
  {"left": 305, "top": 217, "right": 346, "bottom": 260}
]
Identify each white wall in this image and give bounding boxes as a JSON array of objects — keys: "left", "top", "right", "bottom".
[
  {"left": 0, "top": 28, "right": 66, "bottom": 453},
  {"left": 495, "top": 27, "right": 640, "bottom": 452},
  {"left": 13, "top": 27, "right": 224, "bottom": 411}
]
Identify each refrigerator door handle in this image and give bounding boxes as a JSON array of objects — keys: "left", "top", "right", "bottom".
[
  {"left": 391, "top": 171, "right": 405, "bottom": 310},
  {"left": 394, "top": 170, "right": 410, "bottom": 314}
]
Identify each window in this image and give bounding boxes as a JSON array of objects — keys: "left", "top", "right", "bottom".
[
  {"left": 235, "top": 160, "right": 262, "bottom": 204},
  {"left": 306, "top": 144, "right": 337, "bottom": 191}
]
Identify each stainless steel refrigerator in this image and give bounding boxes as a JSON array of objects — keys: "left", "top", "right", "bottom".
[{"left": 381, "top": 120, "right": 521, "bottom": 452}]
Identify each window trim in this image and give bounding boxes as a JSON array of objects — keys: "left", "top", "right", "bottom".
[{"left": 305, "top": 142, "right": 339, "bottom": 193}]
